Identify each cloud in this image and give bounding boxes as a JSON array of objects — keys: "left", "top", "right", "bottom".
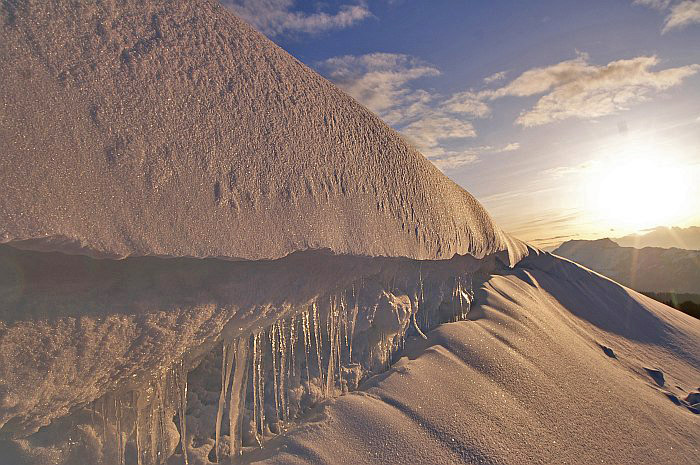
[
  {"left": 488, "top": 54, "right": 699, "bottom": 127},
  {"left": 634, "top": 0, "right": 672, "bottom": 9},
  {"left": 427, "top": 150, "right": 480, "bottom": 170},
  {"left": 317, "top": 53, "right": 440, "bottom": 124},
  {"left": 400, "top": 114, "right": 477, "bottom": 162},
  {"left": 224, "top": 0, "right": 371, "bottom": 36},
  {"left": 419, "top": 142, "right": 520, "bottom": 170},
  {"left": 501, "top": 142, "right": 521, "bottom": 152},
  {"left": 663, "top": 1, "right": 700, "bottom": 32},
  {"left": 485, "top": 53, "right": 590, "bottom": 99},
  {"left": 483, "top": 71, "right": 508, "bottom": 84},
  {"left": 443, "top": 91, "right": 491, "bottom": 117},
  {"left": 634, "top": 0, "right": 700, "bottom": 33}
]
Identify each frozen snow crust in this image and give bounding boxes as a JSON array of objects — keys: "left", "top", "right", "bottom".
[{"left": 0, "top": 0, "right": 525, "bottom": 264}]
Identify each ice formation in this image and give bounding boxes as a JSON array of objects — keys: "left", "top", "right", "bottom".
[
  {"left": 121, "top": 265, "right": 477, "bottom": 464},
  {"left": 0, "top": 242, "right": 497, "bottom": 464}
]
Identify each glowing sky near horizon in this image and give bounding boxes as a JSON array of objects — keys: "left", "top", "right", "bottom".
[{"left": 224, "top": 0, "right": 700, "bottom": 248}]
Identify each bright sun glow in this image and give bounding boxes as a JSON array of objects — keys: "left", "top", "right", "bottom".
[{"left": 585, "top": 141, "right": 692, "bottom": 232}]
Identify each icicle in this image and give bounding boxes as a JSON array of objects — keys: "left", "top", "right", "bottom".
[
  {"left": 252, "top": 333, "right": 260, "bottom": 446},
  {"left": 252, "top": 332, "right": 265, "bottom": 445},
  {"left": 342, "top": 295, "right": 349, "bottom": 352},
  {"left": 150, "top": 371, "right": 168, "bottom": 465},
  {"left": 229, "top": 336, "right": 249, "bottom": 463},
  {"left": 289, "top": 314, "right": 297, "bottom": 380},
  {"left": 215, "top": 341, "right": 234, "bottom": 463},
  {"left": 412, "top": 305, "right": 427, "bottom": 340},
  {"left": 312, "top": 303, "right": 324, "bottom": 388},
  {"left": 115, "top": 396, "right": 123, "bottom": 465},
  {"left": 278, "top": 320, "right": 288, "bottom": 422},
  {"left": 175, "top": 360, "right": 189, "bottom": 465},
  {"left": 349, "top": 290, "right": 358, "bottom": 363},
  {"left": 335, "top": 302, "right": 343, "bottom": 390},
  {"left": 133, "top": 391, "right": 143, "bottom": 465},
  {"left": 302, "top": 309, "right": 312, "bottom": 387},
  {"left": 419, "top": 267, "right": 425, "bottom": 304},
  {"left": 270, "top": 323, "right": 281, "bottom": 425},
  {"left": 258, "top": 333, "right": 266, "bottom": 443},
  {"left": 101, "top": 398, "right": 107, "bottom": 448},
  {"left": 325, "top": 297, "right": 337, "bottom": 396},
  {"left": 150, "top": 377, "right": 161, "bottom": 465}
]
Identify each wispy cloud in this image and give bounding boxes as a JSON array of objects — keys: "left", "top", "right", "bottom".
[
  {"left": 443, "top": 91, "right": 491, "bottom": 117},
  {"left": 634, "top": 0, "right": 700, "bottom": 33},
  {"left": 224, "top": 0, "right": 371, "bottom": 36},
  {"left": 419, "top": 143, "right": 521, "bottom": 170},
  {"left": 483, "top": 70, "right": 508, "bottom": 84},
  {"left": 401, "top": 115, "right": 476, "bottom": 152},
  {"left": 317, "top": 53, "right": 440, "bottom": 124},
  {"left": 426, "top": 150, "right": 480, "bottom": 170},
  {"left": 487, "top": 53, "right": 699, "bottom": 127},
  {"left": 634, "top": 0, "right": 672, "bottom": 9},
  {"left": 501, "top": 142, "right": 521, "bottom": 152},
  {"left": 663, "top": 1, "right": 700, "bottom": 32}
]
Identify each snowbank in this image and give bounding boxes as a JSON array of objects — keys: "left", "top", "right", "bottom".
[
  {"left": 253, "top": 252, "right": 700, "bottom": 465},
  {"left": 0, "top": 0, "right": 525, "bottom": 264}
]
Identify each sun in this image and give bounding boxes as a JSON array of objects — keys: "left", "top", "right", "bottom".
[{"left": 585, "top": 142, "right": 692, "bottom": 232}]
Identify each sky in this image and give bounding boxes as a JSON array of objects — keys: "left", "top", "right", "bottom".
[{"left": 223, "top": 0, "right": 700, "bottom": 249}]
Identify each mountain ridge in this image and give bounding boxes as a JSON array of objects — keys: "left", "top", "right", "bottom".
[{"left": 554, "top": 239, "right": 700, "bottom": 294}]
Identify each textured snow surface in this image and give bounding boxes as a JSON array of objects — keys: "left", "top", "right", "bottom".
[
  {"left": 253, "top": 253, "right": 700, "bottom": 465},
  {"left": 0, "top": 0, "right": 524, "bottom": 264}
]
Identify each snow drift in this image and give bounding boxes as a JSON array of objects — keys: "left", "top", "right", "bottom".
[
  {"left": 0, "top": 0, "right": 524, "bottom": 264},
  {"left": 1, "top": 1, "right": 527, "bottom": 462},
  {"left": 255, "top": 253, "right": 700, "bottom": 465}
]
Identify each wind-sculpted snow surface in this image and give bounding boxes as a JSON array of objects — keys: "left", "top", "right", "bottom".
[
  {"left": 0, "top": 0, "right": 524, "bottom": 264},
  {"left": 254, "top": 253, "right": 700, "bottom": 465}
]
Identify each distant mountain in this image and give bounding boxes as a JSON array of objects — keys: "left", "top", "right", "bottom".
[
  {"left": 613, "top": 226, "right": 700, "bottom": 250},
  {"left": 553, "top": 238, "right": 700, "bottom": 295}
]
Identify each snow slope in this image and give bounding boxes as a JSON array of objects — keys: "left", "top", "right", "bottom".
[
  {"left": 0, "top": 0, "right": 524, "bottom": 264},
  {"left": 253, "top": 253, "right": 700, "bottom": 465}
]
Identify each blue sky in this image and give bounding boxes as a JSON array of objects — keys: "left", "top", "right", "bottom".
[{"left": 224, "top": 0, "right": 700, "bottom": 248}]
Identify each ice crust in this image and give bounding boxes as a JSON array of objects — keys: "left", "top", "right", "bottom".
[{"left": 0, "top": 0, "right": 525, "bottom": 264}]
